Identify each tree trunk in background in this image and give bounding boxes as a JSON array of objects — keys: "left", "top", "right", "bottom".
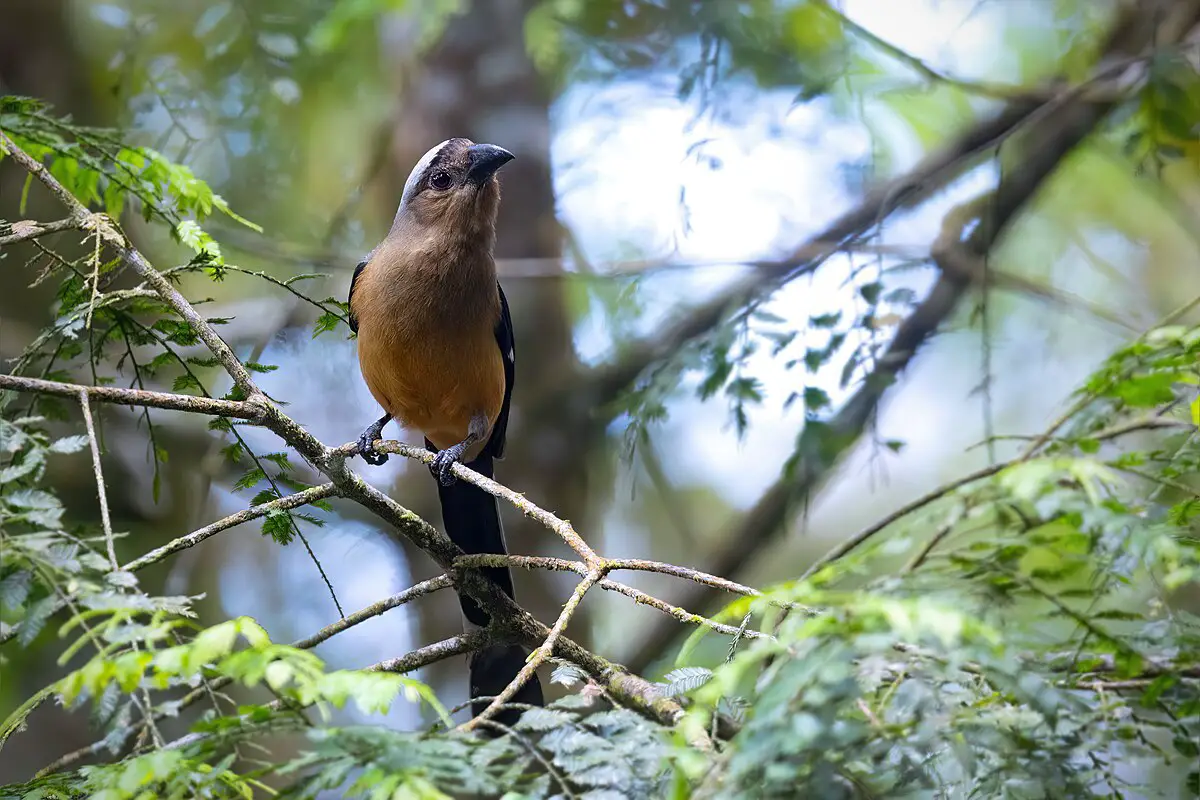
[
  {"left": 1, "top": 2, "right": 220, "bottom": 780},
  {"left": 0, "top": 0, "right": 96, "bottom": 361},
  {"left": 0, "top": 0, "right": 105, "bottom": 780},
  {"left": 369, "top": 0, "right": 597, "bottom": 705}
]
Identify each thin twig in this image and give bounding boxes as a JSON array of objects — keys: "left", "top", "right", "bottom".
[
  {"left": 121, "top": 483, "right": 341, "bottom": 573},
  {"left": 293, "top": 575, "right": 454, "bottom": 650},
  {"left": 78, "top": 389, "right": 118, "bottom": 570},
  {"left": 801, "top": 463, "right": 1007, "bottom": 582},
  {"left": 350, "top": 440, "right": 601, "bottom": 564},
  {"left": 473, "top": 718, "right": 582, "bottom": 799},
  {"left": 454, "top": 554, "right": 773, "bottom": 641},
  {"left": 901, "top": 514, "right": 961, "bottom": 574},
  {"left": 456, "top": 553, "right": 760, "bottom": 597},
  {"left": 168, "top": 263, "right": 350, "bottom": 325},
  {"left": 603, "top": 558, "right": 761, "bottom": 597},
  {"left": 1020, "top": 293, "right": 1200, "bottom": 459},
  {"left": 463, "top": 569, "right": 605, "bottom": 731},
  {"left": 599, "top": 578, "right": 772, "bottom": 641},
  {"left": 453, "top": 554, "right": 772, "bottom": 642}
]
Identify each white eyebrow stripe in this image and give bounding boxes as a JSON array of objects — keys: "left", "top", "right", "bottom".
[{"left": 399, "top": 139, "right": 453, "bottom": 209}]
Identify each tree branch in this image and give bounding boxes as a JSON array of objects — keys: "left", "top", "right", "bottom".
[
  {"left": 0, "top": 373, "right": 265, "bottom": 421},
  {"left": 457, "top": 554, "right": 774, "bottom": 641},
  {"left": 464, "top": 569, "right": 604, "bottom": 730},
  {"left": 368, "top": 630, "right": 490, "bottom": 674},
  {"left": 0, "top": 217, "right": 77, "bottom": 246},
  {"left": 353, "top": 440, "right": 601, "bottom": 564},
  {"left": 78, "top": 389, "right": 118, "bottom": 570},
  {"left": 556, "top": 3, "right": 1188, "bottom": 423},
  {"left": 121, "top": 483, "right": 342, "bottom": 573},
  {"left": 457, "top": 553, "right": 761, "bottom": 597}
]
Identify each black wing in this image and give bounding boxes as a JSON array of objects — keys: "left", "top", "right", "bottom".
[
  {"left": 484, "top": 281, "right": 515, "bottom": 460},
  {"left": 347, "top": 260, "right": 367, "bottom": 333}
]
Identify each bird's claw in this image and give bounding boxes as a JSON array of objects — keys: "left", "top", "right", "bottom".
[
  {"left": 430, "top": 447, "right": 464, "bottom": 486},
  {"left": 357, "top": 432, "right": 388, "bottom": 466}
]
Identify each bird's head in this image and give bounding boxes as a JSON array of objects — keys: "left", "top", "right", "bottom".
[{"left": 393, "top": 137, "right": 514, "bottom": 235}]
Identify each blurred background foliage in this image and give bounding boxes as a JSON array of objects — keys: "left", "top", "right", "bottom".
[{"left": 3, "top": 0, "right": 1200, "bottom": 796}]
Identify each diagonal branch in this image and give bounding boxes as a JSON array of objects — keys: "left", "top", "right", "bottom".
[
  {"left": 121, "top": 483, "right": 342, "bottom": 573},
  {"left": 368, "top": 630, "right": 490, "bottom": 674},
  {"left": 78, "top": 389, "right": 118, "bottom": 570},
  {"left": 351, "top": 439, "right": 601, "bottom": 564},
  {"left": 463, "top": 568, "right": 604, "bottom": 730}
]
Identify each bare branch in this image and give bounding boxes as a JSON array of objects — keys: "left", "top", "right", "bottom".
[
  {"left": 599, "top": 578, "right": 772, "bottom": 641},
  {"left": 602, "top": 558, "right": 761, "bottom": 597},
  {"left": 0, "top": 217, "right": 77, "bottom": 246},
  {"left": 349, "top": 440, "right": 602, "bottom": 564},
  {"left": 456, "top": 554, "right": 774, "bottom": 641},
  {"left": 368, "top": 630, "right": 491, "bottom": 674},
  {"left": 457, "top": 553, "right": 760, "bottom": 597},
  {"left": 77, "top": 389, "right": 118, "bottom": 570},
  {"left": 0, "top": 373, "right": 264, "bottom": 421},
  {"left": 121, "top": 483, "right": 341, "bottom": 573},
  {"left": 293, "top": 574, "right": 454, "bottom": 651}
]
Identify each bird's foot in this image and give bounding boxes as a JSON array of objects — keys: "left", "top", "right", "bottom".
[
  {"left": 356, "top": 417, "right": 391, "bottom": 466},
  {"left": 430, "top": 444, "right": 468, "bottom": 486}
]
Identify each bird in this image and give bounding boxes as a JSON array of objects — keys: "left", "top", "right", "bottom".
[{"left": 347, "top": 137, "right": 544, "bottom": 725}]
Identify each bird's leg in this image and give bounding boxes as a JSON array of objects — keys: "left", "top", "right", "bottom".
[
  {"left": 356, "top": 413, "right": 392, "bottom": 466},
  {"left": 431, "top": 413, "right": 489, "bottom": 486}
]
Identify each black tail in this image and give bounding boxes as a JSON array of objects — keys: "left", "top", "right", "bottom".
[{"left": 434, "top": 448, "right": 544, "bottom": 725}]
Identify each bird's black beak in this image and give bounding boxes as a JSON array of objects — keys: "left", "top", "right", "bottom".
[{"left": 466, "top": 143, "right": 515, "bottom": 186}]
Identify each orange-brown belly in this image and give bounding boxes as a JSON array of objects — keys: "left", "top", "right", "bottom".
[{"left": 357, "top": 324, "right": 504, "bottom": 454}]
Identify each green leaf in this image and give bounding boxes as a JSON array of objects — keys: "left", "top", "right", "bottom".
[
  {"left": 233, "top": 467, "right": 265, "bottom": 491},
  {"left": 312, "top": 311, "right": 343, "bottom": 337},
  {"left": 803, "top": 387, "right": 830, "bottom": 413},
  {"left": 809, "top": 312, "right": 842, "bottom": 329},
  {"left": 262, "top": 509, "right": 294, "bottom": 544}
]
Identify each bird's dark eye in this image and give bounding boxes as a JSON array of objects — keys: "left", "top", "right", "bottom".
[{"left": 429, "top": 171, "right": 453, "bottom": 190}]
